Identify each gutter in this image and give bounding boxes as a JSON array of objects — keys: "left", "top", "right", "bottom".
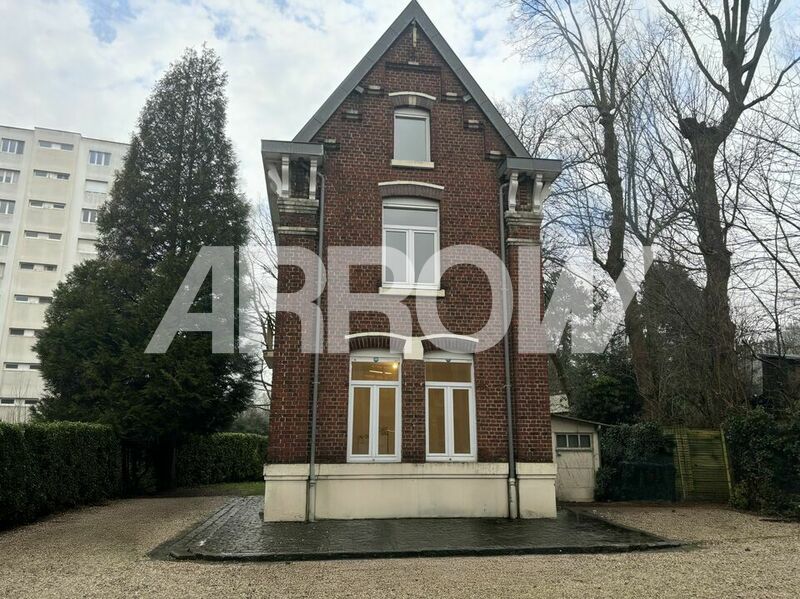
[
  {"left": 498, "top": 181, "right": 518, "bottom": 519},
  {"left": 307, "top": 172, "right": 326, "bottom": 523}
]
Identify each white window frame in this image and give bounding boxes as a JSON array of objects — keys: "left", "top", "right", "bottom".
[
  {"left": 89, "top": 150, "right": 111, "bottom": 166},
  {"left": 0, "top": 169, "right": 19, "bottom": 184},
  {"left": 393, "top": 107, "right": 431, "bottom": 163},
  {"left": 382, "top": 197, "right": 440, "bottom": 290},
  {"left": 29, "top": 200, "right": 65, "bottom": 210},
  {"left": 424, "top": 352, "right": 477, "bottom": 462},
  {"left": 555, "top": 433, "right": 593, "bottom": 451},
  {"left": 0, "top": 231, "right": 9, "bottom": 246},
  {"left": 0, "top": 199, "right": 14, "bottom": 215},
  {"left": 347, "top": 350, "right": 402, "bottom": 463},
  {"left": 33, "top": 170, "right": 69, "bottom": 181},
  {"left": 38, "top": 140, "right": 74, "bottom": 151},
  {"left": 82, "top": 208, "right": 99, "bottom": 224},
  {"left": 1, "top": 138, "right": 24, "bottom": 154}
]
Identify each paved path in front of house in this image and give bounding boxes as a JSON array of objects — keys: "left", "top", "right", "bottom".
[{"left": 164, "top": 497, "right": 678, "bottom": 561}]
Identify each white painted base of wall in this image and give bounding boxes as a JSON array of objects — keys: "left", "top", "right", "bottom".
[{"left": 263, "top": 462, "right": 557, "bottom": 521}]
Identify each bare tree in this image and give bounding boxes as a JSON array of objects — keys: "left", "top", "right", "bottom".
[
  {"left": 243, "top": 199, "right": 278, "bottom": 408},
  {"left": 654, "top": 0, "right": 800, "bottom": 417},
  {"left": 506, "top": 0, "right": 679, "bottom": 416}
]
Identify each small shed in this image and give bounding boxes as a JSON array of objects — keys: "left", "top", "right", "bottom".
[{"left": 550, "top": 413, "right": 602, "bottom": 503}]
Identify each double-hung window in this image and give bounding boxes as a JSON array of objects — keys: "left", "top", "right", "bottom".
[
  {"left": 0, "top": 200, "right": 14, "bottom": 215},
  {"left": 425, "top": 353, "right": 476, "bottom": 461},
  {"left": 348, "top": 352, "right": 402, "bottom": 462},
  {"left": 0, "top": 231, "right": 9, "bottom": 246},
  {"left": 383, "top": 199, "right": 439, "bottom": 289}
]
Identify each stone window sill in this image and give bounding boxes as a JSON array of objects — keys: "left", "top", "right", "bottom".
[
  {"left": 379, "top": 286, "right": 445, "bottom": 297},
  {"left": 391, "top": 159, "right": 435, "bottom": 170}
]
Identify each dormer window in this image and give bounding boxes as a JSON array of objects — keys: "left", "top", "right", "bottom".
[{"left": 393, "top": 107, "right": 431, "bottom": 166}]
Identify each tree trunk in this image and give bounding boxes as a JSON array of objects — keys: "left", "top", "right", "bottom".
[
  {"left": 690, "top": 135, "right": 744, "bottom": 423},
  {"left": 624, "top": 297, "right": 658, "bottom": 418},
  {"left": 599, "top": 112, "right": 659, "bottom": 413}
]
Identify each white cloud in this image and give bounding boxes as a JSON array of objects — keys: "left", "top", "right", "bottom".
[{"left": 1, "top": 0, "right": 541, "bottom": 203}]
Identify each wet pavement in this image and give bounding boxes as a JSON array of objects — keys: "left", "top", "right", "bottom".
[{"left": 165, "top": 497, "right": 679, "bottom": 561}]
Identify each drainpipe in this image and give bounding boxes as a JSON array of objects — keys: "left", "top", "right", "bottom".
[
  {"left": 498, "top": 181, "right": 518, "bottom": 519},
  {"left": 307, "top": 172, "right": 326, "bottom": 523}
]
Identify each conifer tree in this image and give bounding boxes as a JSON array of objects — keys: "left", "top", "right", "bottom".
[{"left": 35, "top": 48, "right": 256, "bottom": 489}]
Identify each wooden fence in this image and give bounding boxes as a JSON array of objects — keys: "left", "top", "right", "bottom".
[{"left": 666, "top": 428, "right": 732, "bottom": 502}]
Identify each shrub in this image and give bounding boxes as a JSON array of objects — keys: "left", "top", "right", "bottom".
[
  {"left": 725, "top": 408, "right": 800, "bottom": 518},
  {"left": 0, "top": 422, "right": 121, "bottom": 528},
  {"left": 595, "top": 422, "right": 676, "bottom": 501},
  {"left": 176, "top": 433, "right": 268, "bottom": 487}
]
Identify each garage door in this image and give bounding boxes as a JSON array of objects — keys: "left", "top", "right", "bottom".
[{"left": 554, "top": 433, "right": 595, "bottom": 502}]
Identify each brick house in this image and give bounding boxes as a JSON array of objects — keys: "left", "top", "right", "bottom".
[{"left": 261, "top": 1, "right": 561, "bottom": 521}]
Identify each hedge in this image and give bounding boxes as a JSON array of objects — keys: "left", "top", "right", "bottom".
[
  {"left": 725, "top": 408, "right": 800, "bottom": 518},
  {"left": 176, "top": 433, "right": 268, "bottom": 487},
  {"left": 0, "top": 424, "right": 268, "bottom": 529},
  {"left": 595, "top": 422, "right": 676, "bottom": 501},
  {"left": 0, "top": 421, "right": 121, "bottom": 529}
]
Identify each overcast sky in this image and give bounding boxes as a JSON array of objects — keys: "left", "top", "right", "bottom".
[{"left": 1, "top": 0, "right": 540, "bottom": 203}]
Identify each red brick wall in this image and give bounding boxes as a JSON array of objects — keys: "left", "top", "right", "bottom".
[{"left": 269, "top": 24, "right": 552, "bottom": 465}]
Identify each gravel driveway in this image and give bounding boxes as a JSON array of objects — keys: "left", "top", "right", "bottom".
[{"left": 1, "top": 497, "right": 799, "bottom": 599}]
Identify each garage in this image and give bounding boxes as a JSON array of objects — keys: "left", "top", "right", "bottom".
[{"left": 551, "top": 415, "right": 601, "bottom": 502}]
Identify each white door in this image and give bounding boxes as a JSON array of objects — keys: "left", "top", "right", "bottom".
[{"left": 554, "top": 432, "right": 595, "bottom": 502}]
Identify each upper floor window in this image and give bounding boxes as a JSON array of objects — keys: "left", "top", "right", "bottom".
[
  {"left": 20, "top": 262, "right": 58, "bottom": 272},
  {"left": 0, "top": 262, "right": 5, "bottom": 277},
  {"left": 0, "top": 169, "right": 19, "bottom": 184},
  {"left": 29, "top": 200, "right": 65, "bottom": 210},
  {"left": 85, "top": 179, "right": 108, "bottom": 194},
  {"left": 0, "top": 231, "right": 9, "bottom": 246},
  {"left": 1, "top": 138, "right": 24, "bottom": 154},
  {"left": 348, "top": 352, "right": 402, "bottom": 462},
  {"left": 82, "top": 208, "right": 99, "bottom": 224},
  {"left": 0, "top": 200, "right": 14, "bottom": 215},
  {"left": 88, "top": 150, "right": 111, "bottom": 166},
  {"left": 382, "top": 198, "right": 439, "bottom": 289},
  {"left": 38, "top": 140, "right": 74, "bottom": 151},
  {"left": 33, "top": 170, "right": 69, "bottom": 181},
  {"left": 24, "top": 230, "right": 62, "bottom": 241},
  {"left": 9, "top": 328, "right": 38, "bottom": 337},
  {"left": 14, "top": 294, "right": 52, "bottom": 304},
  {"left": 394, "top": 108, "right": 430, "bottom": 163}
]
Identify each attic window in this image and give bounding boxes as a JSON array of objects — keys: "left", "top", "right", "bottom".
[{"left": 393, "top": 108, "right": 430, "bottom": 165}]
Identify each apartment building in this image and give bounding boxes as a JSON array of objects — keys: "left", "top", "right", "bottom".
[{"left": 0, "top": 125, "right": 128, "bottom": 422}]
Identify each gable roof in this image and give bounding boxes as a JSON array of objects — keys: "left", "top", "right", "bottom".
[{"left": 292, "top": 0, "right": 532, "bottom": 159}]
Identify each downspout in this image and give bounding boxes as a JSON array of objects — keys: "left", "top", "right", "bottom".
[
  {"left": 499, "top": 181, "right": 518, "bottom": 519},
  {"left": 307, "top": 172, "right": 326, "bottom": 523}
]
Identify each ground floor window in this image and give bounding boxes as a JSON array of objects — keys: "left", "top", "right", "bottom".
[
  {"left": 348, "top": 351, "right": 401, "bottom": 462},
  {"left": 425, "top": 353, "right": 476, "bottom": 461}
]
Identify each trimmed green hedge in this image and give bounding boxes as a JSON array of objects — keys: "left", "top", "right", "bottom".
[
  {"left": 176, "top": 433, "right": 268, "bottom": 487},
  {"left": 0, "top": 422, "right": 121, "bottom": 528},
  {"left": 725, "top": 408, "right": 800, "bottom": 518},
  {"left": 1, "top": 424, "right": 268, "bottom": 529},
  {"left": 595, "top": 422, "right": 676, "bottom": 501}
]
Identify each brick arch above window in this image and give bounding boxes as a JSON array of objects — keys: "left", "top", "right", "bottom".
[
  {"left": 388, "top": 91, "right": 436, "bottom": 110},
  {"left": 421, "top": 335, "right": 478, "bottom": 355},
  {"left": 346, "top": 332, "right": 405, "bottom": 354},
  {"left": 378, "top": 180, "right": 444, "bottom": 201}
]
